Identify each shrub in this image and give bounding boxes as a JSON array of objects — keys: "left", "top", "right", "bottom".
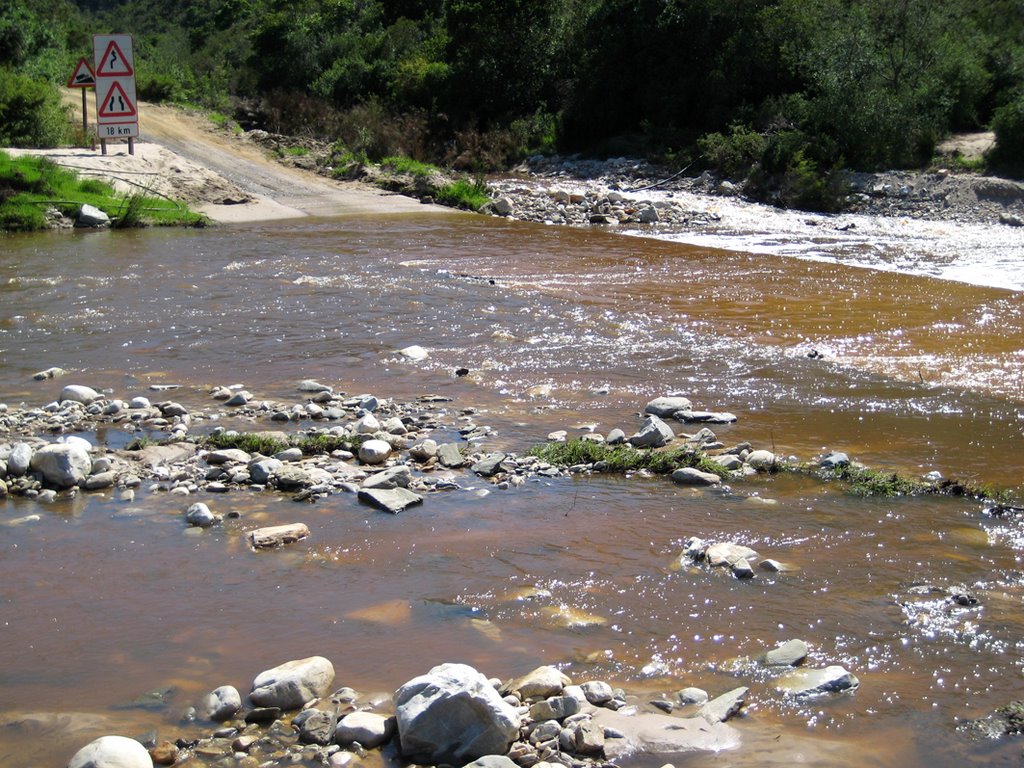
[
  {"left": 698, "top": 124, "right": 767, "bottom": 179},
  {"left": 991, "top": 92, "right": 1024, "bottom": 177},
  {"left": 0, "top": 68, "right": 69, "bottom": 147}
]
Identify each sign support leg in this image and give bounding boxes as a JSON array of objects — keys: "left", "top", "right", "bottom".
[
  {"left": 101, "top": 139, "right": 107, "bottom": 156},
  {"left": 81, "top": 89, "right": 88, "bottom": 137},
  {"left": 128, "top": 138, "right": 134, "bottom": 156}
]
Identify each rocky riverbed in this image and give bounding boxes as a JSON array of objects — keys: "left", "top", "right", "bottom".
[
  {"left": 253, "top": 126, "right": 1024, "bottom": 231},
  {"left": 62, "top": 650, "right": 860, "bottom": 768},
  {"left": 481, "top": 155, "right": 1024, "bottom": 229},
  {"left": 4, "top": 371, "right": 1016, "bottom": 767}
]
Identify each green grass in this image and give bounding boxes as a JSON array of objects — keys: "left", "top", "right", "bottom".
[
  {"left": 531, "top": 438, "right": 1015, "bottom": 503},
  {"left": 204, "top": 432, "right": 289, "bottom": 455},
  {"left": 822, "top": 465, "right": 926, "bottom": 497},
  {"left": 381, "top": 155, "right": 439, "bottom": 177},
  {"left": 528, "top": 439, "right": 730, "bottom": 479},
  {"left": 282, "top": 146, "right": 310, "bottom": 157},
  {"left": 0, "top": 150, "right": 203, "bottom": 231},
  {"left": 802, "top": 462, "right": 1013, "bottom": 502},
  {"left": 436, "top": 178, "right": 491, "bottom": 211},
  {"left": 933, "top": 153, "right": 987, "bottom": 174},
  {"left": 202, "top": 431, "right": 364, "bottom": 456}
]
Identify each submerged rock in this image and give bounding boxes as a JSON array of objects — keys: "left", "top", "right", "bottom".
[
  {"left": 671, "top": 467, "right": 721, "bottom": 486},
  {"left": 590, "top": 707, "right": 739, "bottom": 759},
  {"left": 761, "top": 639, "right": 808, "bottom": 667},
  {"left": 777, "top": 666, "right": 859, "bottom": 697}
]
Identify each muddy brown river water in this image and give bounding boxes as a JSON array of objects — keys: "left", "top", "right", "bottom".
[{"left": 1, "top": 212, "right": 1023, "bottom": 767}]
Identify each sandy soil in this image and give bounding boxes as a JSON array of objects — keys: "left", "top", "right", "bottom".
[{"left": 8, "top": 98, "right": 451, "bottom": 223}]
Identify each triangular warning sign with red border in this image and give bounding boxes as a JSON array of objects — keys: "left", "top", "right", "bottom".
[
  {"left": 96, "top": 39, "right": 134, "bottom": 76},
  {"left": 98, "top": 81, "right": 137, "bottom": 118},
  {"left": 67, "top": 57, "right": 96, "bottom": 88}
]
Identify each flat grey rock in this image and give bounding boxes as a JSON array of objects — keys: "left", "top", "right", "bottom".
[
  {"left": 358, "top": 487, "right": 423, "bottom": 514},
  {"left": 591, "top": 707, "right": 739, "bottom": 759},
  {"left": 762, "top": 639, "right": 808, "bottom": 667}
]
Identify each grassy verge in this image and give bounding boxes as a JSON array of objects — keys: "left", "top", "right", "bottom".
[
  {"left": 436, "top": 178, "right": 490, "bottom": 211},
  {"left": 381, "top": 156, "right": 439, "bottom": 177},
  {"left": 0, "top": 150, "right": 203, "bottom": 232}
]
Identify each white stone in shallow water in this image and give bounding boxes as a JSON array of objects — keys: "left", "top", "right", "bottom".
[
  {"left": 671, "top": 467, "right": 721, "bottom": 486},
  {"left": 335, "top": 711, "right": 396, "bottom": 748},
  {"left": 501, "top": 665, "right": 570, "bottom": 700},
  {"left": 644, "top": 396, "right": 692, "bottom": 417},
  {"left": 60, "top": 385, "right": 102, "bottom": 405},
  {"left": 745, "top": 450, "right": 776, "bottom": 471},
  {"left": 67, "top": 735, "right": 151, "bottom": 768},
  {"left": 201, "top": 685, "right": 242, "bottom": 721},
  {"left": 186, "top": 502, "right": 217, "bottom": 528},
  {"left": 399, "top": 345, "right": 429, "bottom": 361},
  {"left": 358, "top": 439, "right": 391, "bottom": 465},
  {"left": 30, "top": 443, "right": 91, "bottom": 489},
  {"left": 250, "top": 656, "right": 335, "bottom": 710},
  {"left": 75, "top": 204, "right": 110, "bottom": 228},
  {"left": 394, "top": 662, "right": 520, "bottom": 765}
]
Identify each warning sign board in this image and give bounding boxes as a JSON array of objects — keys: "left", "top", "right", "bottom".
[
  {"left": 95, "top": 38, "right": 134, "bottom": 77},
  {"left": 97, "top": 81, "right": 136, "bottom": 118},
  {"left": 67, "top": 57, "right": 95, "bottom": 88},
  {"left": 93, "top": 34, "right": 139, "bottom": 139}
]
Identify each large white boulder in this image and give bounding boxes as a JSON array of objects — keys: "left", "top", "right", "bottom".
[
  {"left": 59, "top": 385, "right": 102, "bottom": 404},
  {"left": 394, "top": 663, "right": 520, "bottom": 765},
  {"left": 30, "top": 443, "right": 92, "bottom": 489},
  {"left": 250, "top": 656, "right": 335, "bottom": 710},
  {"left": 67, "top": 735, "right": 152, "bottom": 768}
]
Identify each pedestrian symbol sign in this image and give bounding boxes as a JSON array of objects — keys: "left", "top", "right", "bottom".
[
  {"left": 97, "top": 81, "right": 136, "bottom": 118},
  {"left": 67, "top": 57, "right": 96, "bottom": 88},
  {"left": 96, "top": 39, "right": 134, "bottom": 76}
]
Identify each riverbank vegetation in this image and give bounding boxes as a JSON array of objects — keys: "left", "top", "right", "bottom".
[
  {"left": 532, "top": 439, "right": 1013, "bottom": 502},
  {"left": 0, "top": 150, "right": 202, "bottom": 230},
  {"left": 2, "top": 0, "right": 1023, "bottom": 207}
]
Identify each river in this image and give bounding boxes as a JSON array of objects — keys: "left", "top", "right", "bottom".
[{"left": 1, "top": 212, "right": 1022, "bottom": 767}]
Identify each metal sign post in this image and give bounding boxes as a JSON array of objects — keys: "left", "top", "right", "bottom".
[
  {"left": 93, "top": 34, "right": 139, "bottom": 155},
  {"left": 66, "top": 57, "right": 96, "bottom": 137}
]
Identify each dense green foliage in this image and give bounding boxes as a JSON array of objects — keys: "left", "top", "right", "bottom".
[
  {"left": 0, "top": 150, "right": 202, "bottom": 230},
  {"left": 2, "top": 0, "right": 1023, "bottom": 190}
]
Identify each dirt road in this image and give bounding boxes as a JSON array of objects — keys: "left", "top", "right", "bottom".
[{"left": 10, "top": 97, "right": 449, "bottom": 223}]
